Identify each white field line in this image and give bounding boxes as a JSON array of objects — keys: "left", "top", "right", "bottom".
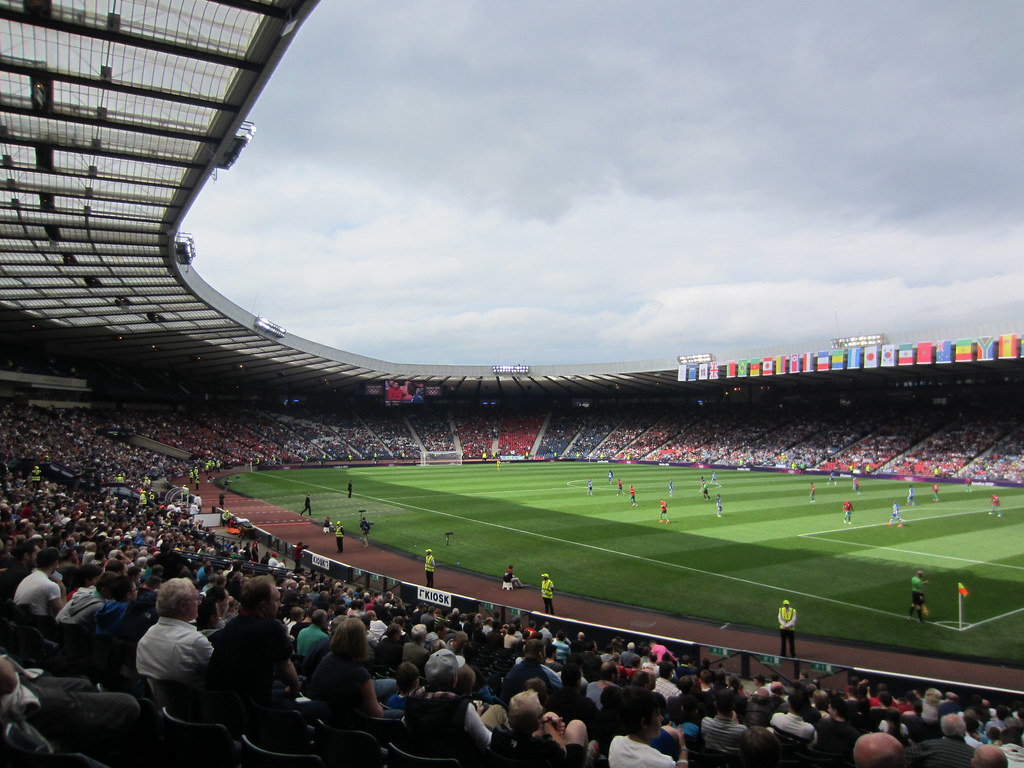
[
  {"left": 260, "top": 473, "right": 952, "bottom": 627},
  {"left": 801, "top": 507, "right": 1024, "bottom": 572},
  {"left": 937, "top": 605, "right": 1024, "bottom": 631}
]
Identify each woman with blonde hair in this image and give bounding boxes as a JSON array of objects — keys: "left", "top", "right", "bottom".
[{"left": 922, "top": 688, "right": 941, "bottom": 724}]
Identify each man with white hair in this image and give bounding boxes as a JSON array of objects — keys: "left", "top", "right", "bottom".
[
  {"left": 620, "top": 642, "right": 639, "bottom": 669},
  {"left": 402, "top": 623, "right": 430, "bottom": 672},
  {"left": 136, "top": 577, "right": 213, "bottom": 688},
  {"left": 905, "top": 714, "right": 976, "bottom": 768}
]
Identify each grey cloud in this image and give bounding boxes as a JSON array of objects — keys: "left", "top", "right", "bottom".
[{"left": 183, "top": 1, "right": 1024, "bottom": 365}]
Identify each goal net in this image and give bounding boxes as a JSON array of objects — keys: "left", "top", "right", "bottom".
[{"left": 420, "top": 450, "right": 463, "bottom": 466}]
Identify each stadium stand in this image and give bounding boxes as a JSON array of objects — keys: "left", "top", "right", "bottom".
[{"left": 4, "top": 0, "right": 1021, "bottom": 760}]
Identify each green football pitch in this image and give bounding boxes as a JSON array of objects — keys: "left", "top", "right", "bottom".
[{"left": 226, "top": 463, "right": 1024, "bottom": 662}]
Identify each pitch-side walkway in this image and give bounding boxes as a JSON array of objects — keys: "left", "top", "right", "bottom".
[{"left": 199, "top": 474, "right": 1023, "bottom": 692}]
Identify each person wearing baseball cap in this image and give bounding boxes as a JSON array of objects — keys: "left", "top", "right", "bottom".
[
  {"left": 424, "top": 549, "right": 435, "bottom": 588},
  {"left": 404, "top": 648, "right": 490, "bottom": 763},
  {"left": 778, "top": 599, "right": 796, "bottom": 657},
  {"left": 540, "top": 573, "right": 555, "bottom": 615}
]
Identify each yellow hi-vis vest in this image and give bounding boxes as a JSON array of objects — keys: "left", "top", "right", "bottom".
[
  {"left": 778, "top": 606, "right": 796, "bottom": 629},
  {"left": 541, "top": 579, "right": 554, "bottom": 598}
]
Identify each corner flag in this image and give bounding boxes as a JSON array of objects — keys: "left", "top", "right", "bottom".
[{"left": 958, "top": 583, "right": 969, "bottom": 596}]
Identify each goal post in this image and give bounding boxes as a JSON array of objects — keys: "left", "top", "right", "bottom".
[{"left": 420, "top": 450, "right": 463, "bottom": 466}]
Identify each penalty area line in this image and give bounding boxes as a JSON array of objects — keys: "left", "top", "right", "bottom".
[{"left": 801, "top": 508, "right": 1024, "bottom": 572}]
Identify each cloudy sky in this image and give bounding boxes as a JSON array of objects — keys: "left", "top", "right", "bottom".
[{"left": 183, "top": 2, "right": 1024, "bottom": 366}]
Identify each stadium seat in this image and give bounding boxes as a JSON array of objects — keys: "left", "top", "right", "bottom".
[
  {"left": 353, "top": 711, "right": 412, "bottom": 752},
  {"left": 246, "top": 698, "right": 313, "bottom": 754},
  {"left": 161, "top": 708, "right": 238, "bottom": 767},
  {"left": 144, "top": 677, "right": 194, "bottom": 721},
  {"left": 194, "top": 688, "right": 249, "bottom": 740},
  {"left": 387, "top": 743, "right": 461, "bottom": 768},
  {"left": 3, "top": 722, "right": 101, "bottom": 768},
  {"left": 313, "top": 720, "right": 382, "bottom": 768},
  {"left": 241, "top": 735, "right": 325, "bottom": 768},
  {"left": 484, "top": 745, "right": 555, "bottom": 767}
]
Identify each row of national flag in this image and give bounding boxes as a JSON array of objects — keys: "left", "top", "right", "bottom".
[{"left": 679, "top": 334, "right": 1023, "bottom": 381}]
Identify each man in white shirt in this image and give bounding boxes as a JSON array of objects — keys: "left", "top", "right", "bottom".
[
  {"left": 770, "top": 692, "right": 815, "bottom": 743},
  {"left": 136, "top": 577, "right": 213, "bottom": 689},
  {"left": 14, "top": 547, "right": 65, "bottom": 617}
]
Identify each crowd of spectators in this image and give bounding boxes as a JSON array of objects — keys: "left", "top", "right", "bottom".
[
  {"left": 497, "top": 413, "right": 545, "bottom": 456},
  {"left": 1, "top": 395, "right": 1023, "bottom": 766},
  {"left": 5, "top": 397, "right": 1024, "bottom": 504},
  {"left": 825, "top": 413, "right": 948, "bottom": 475},
  {"left": 536, "top": 413, "right": 588, "bottom": 458},
  {"left": 406, "top": 411, "right": 458, "bottom": 453},
  {"left": 614, "top": 413, "right": 696, "bottom": 462},
  {"left": 598, "top": 408, "right": 661, "bottom": 460},
  {"left": 355, "top": 411, "right": 421, "bottom": 459},
  {"left": 453, "top": 408, "right": 498, "bottom": 457},
  {"left": 569, "top": 413, "right": 623, "bottom": 458},
  {"left": 887, "top": 415, "right": 1008, "bottom": 477},
  {"left": 968, "top": 424, "right": 1024, "bottom": 483}
]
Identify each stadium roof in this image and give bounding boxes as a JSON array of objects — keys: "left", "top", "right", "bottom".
[
  {"left": 1, "top": 1, "right": 1021, "bottom": 401},
  {"left": 0, "top": 0, "right": 692, "bottom": 399}
]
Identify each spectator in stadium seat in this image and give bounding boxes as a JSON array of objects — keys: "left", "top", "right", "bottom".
[
  {"left": 702, "top": 690, "right": 748, "bottom": 755},
  {"left": 375, "top": 623, "right": 406, "bottom": 671},
  {"left": 922, "top": 689, "right": 943, "bottom": 725},
  {"left": 404, "top": 648, "right": 491, "bottom": 766},
  {"left": 770, "top": 691, "right": 815, "bottom": 743},
  {"left": 502, "top": 639, "right": 561, "bottom": 701},
  {"left": 491, "top": 688, "right": 590, "bottom": 768},
  {"left": 745, "top": 687, "right": 776, "bottom": 727},
  {"left": 547, "top": 663, "right": 598, "bottom": 734},
  {"left": 608, "top": 686, "right": 687, "bottom": 768},
  {"left": 905, "top": 714, "right": 976, "bottom": 768},
  {"left": 14, "top": 546, "right": 65, "bottom": 617},
  {"left": 295, "top": 608, "right": 329, "bottom": 657},
  {"left": 306, "top": 616, "right": 383, "bottom": 725},
  {"left": 586, "top": 661, "right": 621, "bottom": 710},
  {"left": 136, "top": 576, "right": 213, "bottom": 689},
  {"left": 997, "top": 727, "right": 1023, "bottom": 766},
  {"left": 881, "top": 708, "right": 912, "bottom": 745},
  {"left": 655, "top": 661, "right": 680, "bottom": 702},
  {"left": 550, "top": 630, "right": 570, "bottom": 664},
  {"left": 0, "top": 653, "right": 140, "bottom": 762},
  {"left": 402, "top": 623, "right": 430, "bottom": 672},
  {"left": 207, "top": 575, "right": 328, "bottom": 723},
  {"left": 939, "top": 693, "right": 964, "bottom": 718},
  {"left": 855, "top": 733, "right": 909, "bottom": 768},
  {"left": 903, "top": 698, "right": 938, "bottom": 743},
  {"left": 740, "top": 726, "right": 782, "bottom": 768},
  {"left": 813, "top": 693, "right": 860, "bottom": 755},
  {"left": 0, "top": 541, "right": 39, "bottom": 602},
  {"left": 975, "top": 745, "right": 1009, "bottom": 768},
  {"left": 55, "top": 564, "right": 107, "bottom": 629}
]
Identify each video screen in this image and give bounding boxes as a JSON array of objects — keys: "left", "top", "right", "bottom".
[{"left": 385, "top": 380, "right": 424, "bottom": 403}]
